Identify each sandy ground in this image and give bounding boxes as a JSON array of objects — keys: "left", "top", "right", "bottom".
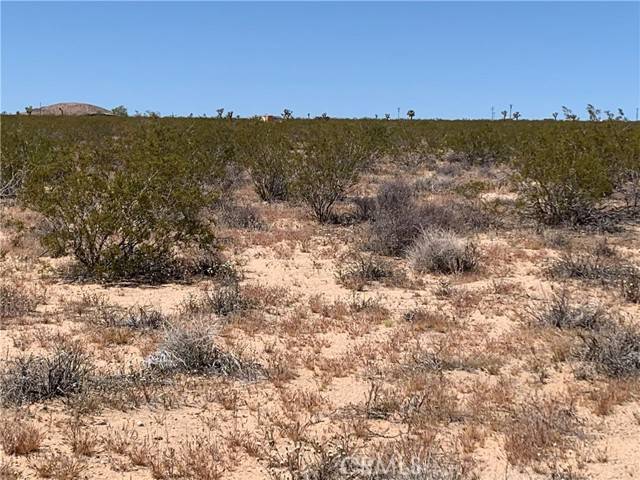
[{"left": 1, "top": 162, "right": 639, "bottom": 480}]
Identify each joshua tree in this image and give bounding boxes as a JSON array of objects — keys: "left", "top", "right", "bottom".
[
  {"left": 282, "top": 109, "right": 293, "bottom": 120},
  {"left": 384, "top": 113, "right": 391, "bottom": 120},
  {"left": 216, "top": 108, "right": 224, "bottom": 119},
  {"left": 111, "top": 105, "right": 128, "bottom": 116},
  {"left": 501, "top": 110, "right": 508, "bottom": 120},
  {"left": 406, "top": 109, "right": 415, "bottom": 120},
  {"left": 25, "top": 106, "right": 33, "bottom": 116},
  {"left": 321, "top": 113, "right": 329, "bottom": 120},
  {"left": 552, "top": 112, "right": 559, "bottom": 120},
  {"left": 512, "top": 111, "right": 521, "bottom": 120},
  {"left": 562, "top": 106, "right": 578, "bottom": 121},
  {"left": 226, "top": 111, "right": 234, "bottom": 120},
  {"left": 586, "top": 104, "right": 601, "bottom": 122}
]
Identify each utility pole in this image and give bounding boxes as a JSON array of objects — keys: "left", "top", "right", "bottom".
[
  {"left": 397, "top": 107, "right": 400, "bottom": 120},
  {"left": 491, "top": 106, "right": 495, "bottom": 120},
  {"left": 636, "top": 107, "right": 639, "bottom": 121},
  {"left": 509, "top": 104, "right": 513, "bottom": 119}
]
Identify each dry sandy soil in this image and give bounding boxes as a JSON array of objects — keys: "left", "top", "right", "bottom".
[{"left": 1, "top": 158, "right": 639, "bottom": 480}]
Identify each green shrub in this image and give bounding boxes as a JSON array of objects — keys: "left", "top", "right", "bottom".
[
  {"left": 22, "top": 123, "right": 219, "bottom": 282},
  {"left": 293, "top": 125, "right": 371, "bottom": 222},
  {"left": 514, "top": 122, "right": 638, "bottom": 227},
  {"left": 237, "top": 122, "right": 295, "bottom": 202}
]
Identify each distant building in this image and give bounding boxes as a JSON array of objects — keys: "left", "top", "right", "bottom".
[{"left": 260, "top": 115, "right": 281, "bottom": 123}]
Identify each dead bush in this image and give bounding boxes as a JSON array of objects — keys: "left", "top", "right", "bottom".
[
  {"left": 408, "top": 229, "right": 479, "bottom": 274},
  {"left": 549, "top": 250, "right": 636, "bottom": 284},
  {"left": 180, "top": 283, "right": 252, "bottom": 317},
  {"left": 0, "top": 281, "right": 40, "bottom": 319},
  {"left": 621, "top": 270, "right": 640, "bottom": 303},
  {"left": 215, "top": 202, "right": 265, "bottom": 230},
  {"left": 531, "top": 290, "right": 606, "bottom": 330},
  {"left": 579, "top": 320, "right": 640, "bottom": 378},
  {"left": 0, "top": 346, "right": 92, "bottom": 406},
  {"left": 336, "top": 252, "right": 396, "bottom": 290},
  {"left": 89, "top": 304, "right": 167, "bottom": 330},
  {"left": 145, "top": 322, "right": 262, "bottom": 379},
  {"left": 29, "top": 452, "right": 86, "bottom": 479},
  {"left": 504, "top": 396, "right": 582, "bottom": 466},
  {"left": 364, "top": 180, "right": 493, "bottom": 256},
  {"left": 363, "top": 180, "right": 421, "bottom": 255},
  {"left": 0, "top": 414, "right": 42, "bottom": 455}
]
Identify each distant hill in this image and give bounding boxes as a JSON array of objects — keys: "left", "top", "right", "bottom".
[{"left": 29, "top": 102, "right": 113, "bottom": 116}]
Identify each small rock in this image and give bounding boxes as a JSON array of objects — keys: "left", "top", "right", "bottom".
[{"left": 136, "top": 421, "right": 144, "bottom": 427}]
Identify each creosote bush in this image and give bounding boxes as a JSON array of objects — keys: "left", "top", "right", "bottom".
[
  {"left": 238, "top": 122, "right": 295, "bottom": 202},
  {"left": 22, "top": 122, "right": 220, "bottom": 283},
  {"left": 408, "top": 229, "right": 479, "bottom": 274},
  {"left": 294, "top": 125, "right": 371, "bottom": 222},
  {"left": 515, "top": 122, "right": 638, "bottom": 227}
]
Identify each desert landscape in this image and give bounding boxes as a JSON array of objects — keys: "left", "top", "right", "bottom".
[{"left": 1, "top": 111, "right": 639, "bottom": 480}]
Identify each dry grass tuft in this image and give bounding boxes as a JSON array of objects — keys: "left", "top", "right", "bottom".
[
  {"left": 408, "top": 229, "right": 479, "bottom": 274},
  {"left": 0, "top": 345, "right": 92, "bottom": 406},
  {"left": 0, "top": 281, "right": 41, "bottom": 319},
  {"left": 0, "top": 414, "right": 42, "bottom": 455}
]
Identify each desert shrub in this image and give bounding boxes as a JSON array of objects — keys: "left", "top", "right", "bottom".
[
  {"left": 215, "top": 202, "right": 265, "bottom": 230},
  {"left": 336, "top": 252, "right": 396, "bottom": 290},
  {"left": 0, "top": 282, "right": 40, "bottom": 319},
  {"left": 145, "top": 322, "right": 261, "bottom": 379},
  {"left": 579, "top": 321, "right": 640, "bottom": 378},
  {"left": 29, "top": 452, "right": 87, "bottom": 479},
  {"left": 180, "top": 283, "right": 252, "bottom": 317},
  {"left": 22, "top": 123, "right": 219, "bottom": 283},
  {"left": 419, "top": 199, "right": 494, "bottom": 232},
  {"left": 0, "top": 127, "right": 51, "bottom": 198},
  {"left": 408, "top": 229, "right": 479, "bottom": 274},
  {"left": 0, "top": 346, "right": 92, "bottom": 406},
  {"left": 621, "top": 270, "right": 640, "bottom": 303},
  {"left": 505, "top": 397, "right": 581, "bottom": 466},
  {"left": 532, "top": 290, "right": 606, "bottom": 330},
  {"left": 364, "top": 180, "right": 422, "bottom": 255},
  {"left": 294, "top": 125, "right": 371, "bottom": 222},
  {"left": 364, "top": 181, "right": 494, "bottom": 256},
  {"left": 90, "top": 305, "right": 167, "bottom": 330},
  {"left": 238, "top": 122, "right": 295, "bottom": 201},
  {"left": 549, "top": 251, "right": 640, "bottom": 303},
  {"left": 444, "top": 123, "right": 511, "bottom": 164},
  {"left": 514, "top": 122, "right": 638, "bottom": 227}
]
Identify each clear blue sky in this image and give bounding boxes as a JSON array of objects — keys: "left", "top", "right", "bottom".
[{"left": 2, "top": 1, "right": 639, "bottom": 119}]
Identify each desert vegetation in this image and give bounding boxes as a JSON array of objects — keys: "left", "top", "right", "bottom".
[{"left": 0, "top": 109, "right": 638, "bottom": 479}]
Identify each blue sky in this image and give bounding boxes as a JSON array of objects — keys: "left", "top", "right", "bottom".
[{"left": 1, "top": 1, "right": 638, "bottom": 119}]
